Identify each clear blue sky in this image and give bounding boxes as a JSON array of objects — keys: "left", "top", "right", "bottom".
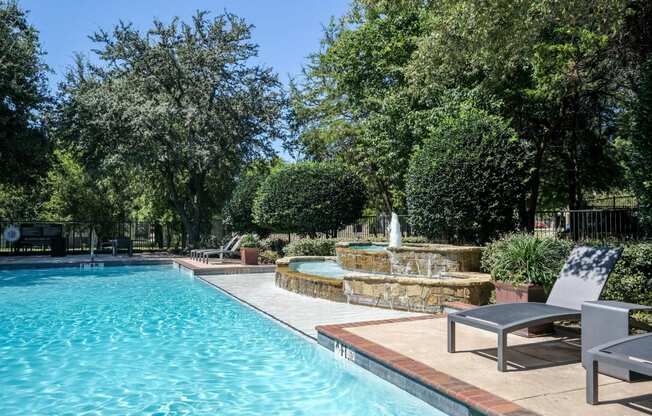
[{"left": 21, "top": 0, "right": 350, "bottom": 91}]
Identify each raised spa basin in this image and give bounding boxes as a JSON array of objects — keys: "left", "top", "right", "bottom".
[
  {"left": 289, "top": 260, "right": 346, "bottom": 278},
  {"left": 345, "top": 244, "right": 388, "bottom": 252},
  {"left": 336, "top": 241, "right": 483, "bottom": 277}
]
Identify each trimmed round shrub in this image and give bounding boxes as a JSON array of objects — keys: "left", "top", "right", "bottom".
[
  {"left": 253, "top": 162, "right": 367, "bottom": 235},
  {"left": 481, "top": 233, "right": 573, "bottom": 291},
  {"left": 602, "top": 242, "right": 652, "bottom": 307},
  {"left": 406, "top": 106, "right": 527, "bottom": 243},
  {"left": 223, "top": 173, "right": 269, "bottom": 236},
  {"left": 283, "top": 238, "right": 337, "bottom": 257}
]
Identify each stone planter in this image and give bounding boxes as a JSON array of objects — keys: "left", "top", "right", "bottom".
[
  {"left": 494, "top": 281, "right": 553, "bottom": 337},
  {"left": 240, "top": 247, "right": 258, "bottom": 265}
]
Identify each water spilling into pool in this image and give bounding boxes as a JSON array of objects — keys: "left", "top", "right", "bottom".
[{"left": 0, "top": 265, "right": 445, "bottom": 415}]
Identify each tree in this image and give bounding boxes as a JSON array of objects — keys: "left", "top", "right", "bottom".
[
  {"left": 406, "top": 104, "right": 527, "bottom": 244},
  {"left": 223, "top": 170, "right": 269, "bottom": 236},
  {"left": 628, "top": 59, "right": 652, "bottom": 228},
  {"left": 0, "top": 1, "right": 51, "bottom": 189},
  {"left": 408, "top": 0, "right": 637, "bottom": 227},
  {"left": 54, "top": 12, "right": 284, "bottom": 246},
  {"left": 41, "top": 150, "right": 142, "bottom": 241},
  {"left": 252, "top": 162, "right": 367, "bottom": 236},
  {"left": 289, "top": 1, "right": 429, "bottom": 213}
]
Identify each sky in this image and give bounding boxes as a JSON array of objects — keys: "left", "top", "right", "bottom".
[
  {"left": 20, "top": 0, "right": 351, "bottom": 159},
  {"left": 21, "top": 0, "right": 351, "bottom": 90}
]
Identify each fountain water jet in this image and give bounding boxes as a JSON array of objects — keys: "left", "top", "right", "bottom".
[{"left": 389, "top": 212, "right": 401, "bottom": 248}]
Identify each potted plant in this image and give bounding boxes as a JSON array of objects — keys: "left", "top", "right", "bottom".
[
  {"left": 239, "top": 234, "right": 259, "bottom": 265},
  {"left": 482, "top": 233, "right": 572, "bottom": 336}
]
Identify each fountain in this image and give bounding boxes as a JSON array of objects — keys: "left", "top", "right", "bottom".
[{"left": 274, "top": 212, "right": 493, "bottom": 312}]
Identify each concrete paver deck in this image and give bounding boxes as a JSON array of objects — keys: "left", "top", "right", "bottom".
[
  {"left": 345, "top": 317, "right": 652, "bottom": 416},
  {"left": 200, "top": 272, "right": 422, "bottom": 338}
]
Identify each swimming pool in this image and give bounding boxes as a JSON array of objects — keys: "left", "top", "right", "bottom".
[
  {"left": 289, "top": 260, "right": 347, "bottom": 278},
  {"left": 0, "top": 265, "right": 445, "bottom": 415}
]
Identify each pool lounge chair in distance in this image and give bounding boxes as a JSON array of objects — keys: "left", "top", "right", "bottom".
[
  {"left": 447, "top": 246, "right": 623, "bottom": 372},
  {"left": 190, "top": 234, "right": 239, "bottom": 261},
  {"left": 201, "top": 235, "right": 244, "bottom": 263},
  {"left": 586, "top": 333, "right": 652, "bottom": 404}
]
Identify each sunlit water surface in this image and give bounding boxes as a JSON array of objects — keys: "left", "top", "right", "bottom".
[{"left": 0, "top": 265, "right": 446, "bottom": 415}]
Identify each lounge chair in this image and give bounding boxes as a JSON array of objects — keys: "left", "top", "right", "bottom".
[
  {"left": 448, "top": 246, "right": 623, "bottom": 372},
  {"left": 586, "top": 333, "right": 652, "bottom": 404},
  {"left": 103, "top": 237, "right": 133, "bottom": 256},
  {"left": 200, "top": 235, "right": 244, "bottom": 263},
  {"left": 190, "top": 234, "right": 239, "bottom": 261}
]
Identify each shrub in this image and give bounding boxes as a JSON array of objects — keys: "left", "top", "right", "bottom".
[
  {"left": 406, "top": 105, "right": 527, "bottom": 244},
  {"left": 253, "top": 162, "right": 367, "bottom": 235},
  {"left": 223, "top": 173, "right": 269, "bottom": 235},
  {"left": 259, "top": 237, "right": 288, "bottom": 253},
  {"left": 240, "top": 233, "right": 260, "bottom": 248},
  {"left": 602, "top": 242, "right": 652, "bottom": 307},
  {"left": 481, "top": 233, "right": 573, "bottom": 291},
  {"left": 283, "top": 238, "right": 338, "bottom": 257},
  {"left": 258, "top": 249, "right": 281, "bottom": 264}
]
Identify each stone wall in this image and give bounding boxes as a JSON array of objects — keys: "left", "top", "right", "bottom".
[
  {"left": 336, "top": 243, "right": 483, "bottom": 277},
  {"left": 275, "top": 258, "right": 346, "bottom": 302},
  {"left": 343, "top": 273, "right": 493, "bottom": 313}
]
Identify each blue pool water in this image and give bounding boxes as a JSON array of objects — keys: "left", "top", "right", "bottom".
[
  {"left": 290, "top": 260, "right": 346, "bottom": 278},
  {"left": 0, "top": 265, "right": 446, "bottom": 415},
  {"left": 349, "top": 244, "right": 388, "bottom": 252}
]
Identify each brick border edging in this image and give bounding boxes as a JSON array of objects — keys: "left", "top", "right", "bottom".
[{"left": 316, "top": 316, "right": 539, "bottom": 416}]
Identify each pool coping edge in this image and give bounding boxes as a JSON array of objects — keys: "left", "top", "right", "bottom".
[{"left": 316, "top": 317, "right": 540, "bottom": 416}]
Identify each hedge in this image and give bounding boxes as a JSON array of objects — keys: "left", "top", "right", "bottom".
[
  {"left": 283, "top": 238, "right": 338, "bottom": 257},
  {"left": 406, "top": 105, "right": 527, "bottom": 244},
  {"left": 253, "top": 162, "right": 366, "bottom": 235}
]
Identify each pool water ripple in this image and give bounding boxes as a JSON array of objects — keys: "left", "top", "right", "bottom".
[{"left": 0, "top": 266, "right": 445, "bottom": 415}]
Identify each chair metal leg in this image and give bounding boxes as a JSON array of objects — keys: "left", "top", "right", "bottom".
[
  {"left": 587, "top": 359, "right": 599, "bottom": 404},
  {"left": 448, "top": 318, "right": 456, "bottom": 353},
  {"left": 497, "top": 331, "right": 507, "bottom": 372}
]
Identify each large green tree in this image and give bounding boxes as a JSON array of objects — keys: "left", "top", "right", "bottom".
[
  {"left": 293, "top": 0, "right": 651, "bottom": 231},
  {"left": 0, "top": 0, "right": 51, "bottom": 216},
  {"left": 54, "top": 12, "right": 285, "bottom": 246},
  {"left": 409, "top": 0, "right": 643, "bottom": 225},
  {"left": 289, "top": 0, "right": 429, "bottom": 213},
  {"left": 628, "top": 59, "right": 652, "bottom": 227}
]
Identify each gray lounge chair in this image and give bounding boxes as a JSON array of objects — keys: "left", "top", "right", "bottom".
[
  {"left": 448, "top": 246, "right": 622, "bottom": 372},
  {"left": 586, "top": 333, "right": 652, "bottom": 404},
  {"left": 200, "top": 235, "right": 244, "bottom": 263},
  {"left": 190, "top": 234, "right": 239, "bottom": 261}
]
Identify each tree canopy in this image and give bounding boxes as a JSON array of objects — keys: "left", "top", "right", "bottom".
[
  {"left": 53, "top": 12, "right": 285, "bottom": 245},
  {"left": 0, "top": 0, "right": 51, "bottom": 217},
  {"left": 290, "top": 0, "right": 652, "bottom": 231}
]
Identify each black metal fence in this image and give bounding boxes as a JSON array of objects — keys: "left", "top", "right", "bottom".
[
  {"left": 271, "top": 208, "right": 647, "bottom": 244},
  {"left": 534, "top": 208, "right": 644, "bottom": 241},
  {"left": 269, "top": 215, "right": 424, "bottom": 242},
  {"left": 2, "top": 207, "right": 647, "bottom": 256},
  {"left": 584, "top": 195, "right": 639, "bottom": 209},
  {"left": 0, "top": 221, "right": 181, "bottom": 255}
]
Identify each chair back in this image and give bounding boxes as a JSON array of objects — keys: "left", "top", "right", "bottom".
[
  {"left": 229, "top": 235, "right": 245, "bottom": 252},
  {"left": 223, "top": 234, "right": 240, "bottom": 251},
  {"left": 546, "top": 246, "right": 622, "bottom": 310}
]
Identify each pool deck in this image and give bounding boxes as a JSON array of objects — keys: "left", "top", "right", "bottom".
[
  {"left": 198, "top": 272, "right": 422, "bottom": 338},
  {"left": 318, "top": 316, "right": 652, "bottom": 416}
]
